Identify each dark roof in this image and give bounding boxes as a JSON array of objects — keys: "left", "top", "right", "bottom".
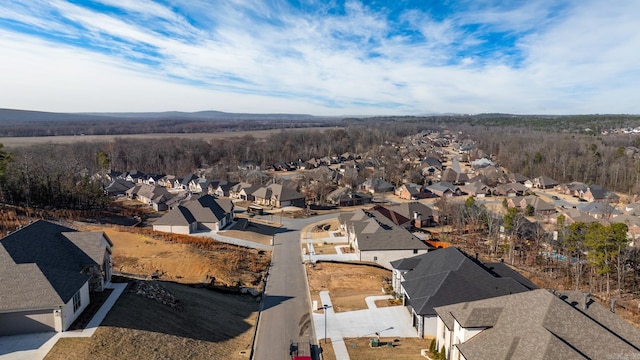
[
  {"left": 156, "top": 194, "right": 233, "bottom": 226},
  {"left": 0, "top": 220, "right": 110, "bottom": 310},
  {"left": 388, "top": 202, "right": 437, "bottom": 220},
  {"left": 398, "top": 247, "right": 532, "bottom": 316},
  {"left": 253, "top": 183, "right": 304, "bottom": 202},
  {"left": 340, "top": 209, "right": 430, "bottom": 251},
  {"left": 370, "top": 205, "right": 411, "bottom": 226},
  {"left": 154, "top": 205, "right": 197, "bottom": 226},
  {"left": 435, "top": 289, "right": 640, "bottom": 360}
]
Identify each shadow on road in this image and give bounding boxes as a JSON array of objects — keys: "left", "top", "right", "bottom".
[{"left": 261, "top": 294, "right": 294, "bottom": 311}]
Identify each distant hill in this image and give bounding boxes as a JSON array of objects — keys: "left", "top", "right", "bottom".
[
  {"left": 0, "top": 109, "right": 123, "bottom": 123},
  {"left": 0, "top": 108, "right": 339, "bottom": 137},
  {"left": 0, "top": 108, "right": 322, "bottom": 122}
]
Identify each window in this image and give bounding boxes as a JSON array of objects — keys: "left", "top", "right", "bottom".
[
  {"left": 73, "top": 291, "right": 81, "bottom": 312},
  {"left": 413, "top": 249, "right": 419, "bottom": 254},
  {"left": 373, "top": 256, "right": 378, "bottom": 261}
]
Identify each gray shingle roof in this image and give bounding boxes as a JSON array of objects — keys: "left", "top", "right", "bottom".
[
  {"left": 388, "top": 202, "right": 437, "bottom": 220},
  {"left": 398, "top": 247, "right": 532, "bottom": 315},
  {"left": 435, "top": 289, "right": 640, "bottom": 360},
  {"left": 0, "top": 220, "right": 109, "bottom": 311},
  {"left": 340, "top": 209, "right": 430, "bottom": 251},
  {"left": 155, "top": 195, "right": 232, "bottom": 226},
  {"left": 154, "top": 205, "right": 197, "bottom": 226}
]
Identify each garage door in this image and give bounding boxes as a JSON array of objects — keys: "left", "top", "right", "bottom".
[{"left": 0, "top": 309, "right": 56, "bottom": 336}]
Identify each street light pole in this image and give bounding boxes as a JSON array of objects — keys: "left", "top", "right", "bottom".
[{"left": 323, "top": 304, "right": 328, "bottom": 344}]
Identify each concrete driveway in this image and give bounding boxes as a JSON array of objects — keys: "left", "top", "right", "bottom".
[{"left": 313, "top": 291, "right": 417, "bottom": 360}]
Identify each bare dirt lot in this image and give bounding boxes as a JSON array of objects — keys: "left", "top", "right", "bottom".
[
  {"left": 45, "top": 280, "right": 258, "bottom": 360},
  {"left": 307, "top": 262, "right": 391, "bottom": 313},
  {"left": 343, "top": 337, "right": 431, "bottom": 360},
  {"left": 48, "top": 220, "right": 271, "bottom": 360},
  {"left": 79, "top": 225, "right": 270, "bottom": 288}
]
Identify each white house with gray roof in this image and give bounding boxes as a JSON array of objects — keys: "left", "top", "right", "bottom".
[
  {"left": 338, "top": 208, "right": 432, "bottom": 270},
  {"left": 153, "top": 194, "right": 234, "bottom": 234},
  {"left": 434, "top": 289, "right": 640, "bottom": 360},
  {"left": 0, "top": 220, "right": 113, "bottom": 336}
]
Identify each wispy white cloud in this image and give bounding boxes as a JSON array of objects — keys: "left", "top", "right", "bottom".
[{"left": 0, "top": 0, "right": 638, "bottom": 114}]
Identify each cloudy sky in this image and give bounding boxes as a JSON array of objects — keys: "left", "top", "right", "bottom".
[{"left": 1, "top": 0, "right": 639, "bottom": 115}]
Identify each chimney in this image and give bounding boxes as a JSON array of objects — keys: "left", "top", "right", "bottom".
[
  {"left": 413, "top": 212, "right": 422, "bottom": 228},
  {"left": 610, "top": 298, "right": 617, "bottom": 313},
  {"left": 582, "top": 292, "right": 590, "bottom": 311}
]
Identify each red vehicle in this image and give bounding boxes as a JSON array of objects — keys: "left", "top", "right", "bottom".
[{"left": 290, "top": 341, "right": 312, "bottom": 360}]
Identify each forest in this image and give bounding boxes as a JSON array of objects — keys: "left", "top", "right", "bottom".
[{"left": 2, "top": 115, "right": 640, "bottom": 208}]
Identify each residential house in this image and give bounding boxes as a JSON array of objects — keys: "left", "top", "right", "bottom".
[
  {"left": 271, "top": 161, "right": 292, "bottom": 172},
  {"left": 557, "top": 181, "right": 588, "bottom": 196},
  {"left": 174, "top": 174, "right": 198, "bottom": 191},
  {"left": 577, "top": 202, "right": 621, "bottom": 219},
  {"left": 387, "top": 201, "right": 439, "bottom": 228},
  {"left": 153, "top": 195, "right": 234, "bottom": 234},
  {"left": 369, "top": 205, "right": 412, "bottom": 229},
  {"left": 440, "top": 168, "right": 469, "bottom": 185},
  {"left": 493, "top": 183, "right": 530, "bottom": 197},
  {"left": 359, "top": 178, "right": 394, "bottom": 194},
  {"left": 252, "top": 183, "right": 305, "bottom": 208},
  {"left": 459, "top": 181, "right": 490, "bottom": 198},
  {"left": 580, "top": 185, "right": 620, "bottom": 203},
  {"left": 229, "top": 182, "right": 254, "bottom": 199},
  {"left": 238, "top": 160, "right": 259, "bottom": 171},
  {"left": 474, "top": 166, "right": 503, "bottom": 186},
  {"left": 390, "top": 247, "right": 534, "bottom": 338},
  {"left": 470, "top": 157, "right": 494, "bottom": 169},
  {"left": 0, "top": 220, "right": 113, "bottom": 336},
  {"left": 143, "top": 174, "right": 164, "bottom": 186},
  {"left": 339, "top": 160, "right": 360, "bottom": 174},
  {"left": 238, "top": 184, "right": 262, "bottom": 202},
  {"left": 164, "top": 191, "right": 191, "bottom": 210},
  {"left": 533, "top": 175, "right": 558, "bottom": 189},
  {"left": 157, "top": 175, "right": 177, "bottom": 189},
  {"left": 212, "top": 180, "right": 238, "bottom": 197},
  {"left": 326, "top": 187, "right": 372, "bottom": 207},
  {"left": 434, "top": 289, "right": 640, "bottom": 360},
  {"left": 506, "top": 173, "right": 529, "bottom": 184},
  {"left": 188, "top": 178, "right": 212, "bottom": 194},
  {"left": 124, "top": 170, "right": 146, "bottom": 184},
  {"left": 426, "top": 181, "right": 460, "bottom": 198},
  {"left": 520, "top": 196, "right": 556, "bottom": 216},
  {"left": 104, "top": 178, "right": 135, "bottom": 197},
  {"left": 338, "top": 209, "right": 432, "bottom": 270},
  {"left": 610, "top": 214, "right": 640, "bottom": 247},
  {"left": 554, "top": 208, "right": 599, "bottom": 225},
  {"left": 126, "top": 183, "right": 174, "bottom": 211},
  {"left": 395, "top": 183, "right": 429, "bottom": 200}
]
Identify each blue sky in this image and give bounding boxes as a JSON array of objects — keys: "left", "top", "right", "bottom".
[{"left": 0, "top": 0, "right": 639, "bottom": 115}]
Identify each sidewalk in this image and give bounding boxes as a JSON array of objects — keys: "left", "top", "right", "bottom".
[
  {"left": 0, "top": 282, "right": 127, "bottom": 360},
  {"left": 312, "top": 291, "right": 418, "bottom": 360},
  {"left": 303, "top": 242, "right": 358, "bottom": 262}
]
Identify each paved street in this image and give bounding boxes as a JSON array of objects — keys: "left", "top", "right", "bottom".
[{"left": 253, "top": 214, "right": 338, "bottom": 360}]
